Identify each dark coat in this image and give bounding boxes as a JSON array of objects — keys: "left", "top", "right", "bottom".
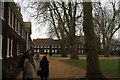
[
  {"left": 39, "top": 60, "right": 49, "bottom": 77},
  {"left": 18, "top": 52, "right": 28, "bottom": 68}
]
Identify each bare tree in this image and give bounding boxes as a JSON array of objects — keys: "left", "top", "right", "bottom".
[
  {"left": 83, "top": 1, "right": 106, "bottom": 79},
  {"left": 93, "top": 1, "right": 120, "bottom": 56}
]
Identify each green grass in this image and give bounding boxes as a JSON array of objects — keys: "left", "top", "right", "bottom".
[
  {"left": 52, "top": 54, "right": 118, "bottom": 57},
  {"left": 100, "top": 59, "right": 119, "bottom": 78},
  {"left": 52, "top": 54, "right": 86, "bottom": 57},
  {"left": 61, "top": 59, "right": 119, "bottom": 78}
]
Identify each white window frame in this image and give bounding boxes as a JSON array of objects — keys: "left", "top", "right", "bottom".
[
  {"left": 58, "top": 45, "right": 60, "bottom": 48},
  {"left": 12, "top": 12, "right": 14, "bottom": 29},
  {"left": 44, "top": 49, "right": 46, "bottom": 53},
  {"left": 55, "top": 49, "right": 57, "bottom": 53},
  {"left": 0, "top": 2, "right": 4, "bottom": 19},
  {"left": 55, "top": 44, "right": 57, "bottom": 48},
  {"left": 47, "top": 45, "right": 49, "bottom": 48},
  {"left": 18, "top": 22, "right": 20, "bottom": 35},
  {"left": 37, "top": 49, "right": 39, "bottom": 53},
  {"left": 41, "top": 45, "right": 43, "bottom": 48},
  {"left": 37, "top": 45, "right": 39, "bottom": 48},
  {"left": 47, "top": 49, "right": 49, "bottom": 53},
  {"left": 10, "top": 39, "right": 13, "bottom": 57},
  {"left": 0, "top": 35, "right": 2, "bottom": 59},
  {"left": 7, "top": 38, "right": 10, "bottom": 58},
  {"left": 52, "top": 45, "right": 54, "bottom": 48},
  {"left": 52, "top": 49, "right": 54, "bottom": 53},
  {"left": 15, "top": 17, "right": 17, "bottom": 32},
  {"left": 44, "top": 45, "right": 46, "bottom": 48},
  {"left": 34, "top": 49, "right": 36, "bottom": 53}
]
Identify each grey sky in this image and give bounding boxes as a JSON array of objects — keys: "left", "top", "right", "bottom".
[{"left": 14, "top": 0, "right": 119, "bottom": 40}]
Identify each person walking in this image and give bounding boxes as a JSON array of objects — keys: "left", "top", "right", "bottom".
[
  {"left": 39, "top": 56, "right": 49, "bottom": 80},
  {"left": 18, "top": 50, "right": 32, "bottom": 80},
  {"left": 24, "top": 54, "right": 36, "bottom": 80}
]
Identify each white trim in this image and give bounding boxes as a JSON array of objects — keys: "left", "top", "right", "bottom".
[
  {"left": 7, "top": 38, "right": 10, "bottom": 58},
  {"left": 10, "top": 39, "right": 13, "bottom": 57},
  {"left": 0, "top": 35, "right": 2, "bottom": 59}
]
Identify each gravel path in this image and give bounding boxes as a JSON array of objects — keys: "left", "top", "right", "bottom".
[
  {"left": 16, "top": 56, "right": 86, "bottom": 79},
  {"left": 48, "top": 57, "right": 86, "bottom": 78}
]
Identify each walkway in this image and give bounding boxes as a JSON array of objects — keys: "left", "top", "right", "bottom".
[
  {"left": 16, "top": 55, "right": 86, "bottom": 79},
  {"left": 16, "top": 55, "right": 120, "bottom": 79}
]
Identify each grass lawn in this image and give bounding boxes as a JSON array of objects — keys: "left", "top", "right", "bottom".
[
  {"left": 61, "top": 59, "right": 119, "bottom": 78},
  {"left": 52, "top": 54, "right": 86, "bottom": 57},
  {"left": 52, "top": 54, "right": 118, "bottom": 57},
  {"left": 52, "top": 54, "right": 87, "bottom": 57}
]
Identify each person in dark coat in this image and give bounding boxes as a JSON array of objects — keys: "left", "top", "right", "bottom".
[
  {"left": 49, "top": 52, "right": 52, "bottom": 57},
  {"left": 18, "top": 50, "right": 32, "bottom": 80},
  {"left": 39, "top": 56, "right": 49, "bottom": 80}
]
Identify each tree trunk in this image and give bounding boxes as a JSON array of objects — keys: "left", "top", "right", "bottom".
[
  {"left": 70, "top": 41, "right": 79, "bottom": 59},
  {"left": 83, "top": 2, "right": 106, "bottom": 79},
  {"left": 60, "top": 39, "right": 67, "bottom": 57},
  {"left": 104, "top": 38, "right": 111, "bottom": 57}
]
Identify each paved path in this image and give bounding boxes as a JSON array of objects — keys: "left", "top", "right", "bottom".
[
  {"left": 48, "top": 57, "right": 86, "bottom": 78},
  {"left": 16, "top": 56, "right": 86, "bottom": 79}
]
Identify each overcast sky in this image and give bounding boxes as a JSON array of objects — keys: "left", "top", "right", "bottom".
[
  {"left": 14, "top": 0, "right": 119, "bottom": 40},
  {"left": 14, "top": 0, "right": 50, "bottom": 40}
]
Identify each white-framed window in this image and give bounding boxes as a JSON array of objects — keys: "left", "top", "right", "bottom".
[
  {"left": 44, "top": 45, "right": 46, "bottom": 48},
  {"left": 44, "top": 49, "right": 46, "bottom": 53},
  {"left": 34, "top": 49, "right": 36, "bottom": 53},
  {"left": 79, "top": 50, "right": 81, "bottom": 53},
  {"left": 47, "top": 45, "right": 49, "bottom": 48},
  {"left": 15, "top": 17, "right": 17, "bottom": 32},
  {"left": 8, "top": 7, "right": 11, "bottom": 25},
  {"left": 18, "top": 22, "right": 20, "bottom": 35},
  {"left": 36, "top": 45, "right": 38, "bottom": 48},
  {"left": 7, "top": 38, "right": 10, "bottom": 58},
  {"left": 41, "top": 45, "right": 43, "bottom": 48},
  {"left": 52, "top": 45, "right": 54, "bottom": 48},
  {"left": 37, "top": 45, "right": 39, "bottom": 48},
  {"left": 47, "top": 49, "right": 49, "bottom": 53},
  {"left": 55, "top": 49, "right": 57, "bottom": 53},
  {"left": 37, "top": 49, "right": 39, "bottom": 53},
  {"left": 82, "top": 50, "right": 83, "bottom": 54},
  {"left": 12, "top": 12, "right": 14, "bottom": 29},
  {"left": 55, "top": 45, "right": 57, "bottom": 48},
  {"left": 0, "top": 1, "right": 4, "bottom": 19},
  {"left": 58, "top": 45, "right": 60, "bottom": 48},
  {"left": 35, "top": 45, "right": 37, "bottom": 48},
  {"left": 0, "top": 35, "right": 2, "bottom": 59},
  {"left": 52, "top": 49, "right": 54, "bottom": 53},
  {"left": 10, "top": 39, "right": 13, "bottom": 57}
]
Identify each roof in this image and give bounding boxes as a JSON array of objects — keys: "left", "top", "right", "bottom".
[{"left": 33, "top": 38, "right": 60, "bottom": 45}]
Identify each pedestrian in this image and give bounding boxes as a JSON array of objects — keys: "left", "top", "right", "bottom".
[
  {"left": 18, "top": 50, "right": 32, "bottom": 80},
  {"left": 49, "top": 52, "right": 52, "bottom": 57},
  {"left": 39, "top": 56, "right": 49, "bottom": 80},
  {"left": 24, "top": 54, "right": 36, "bottom": 80}
]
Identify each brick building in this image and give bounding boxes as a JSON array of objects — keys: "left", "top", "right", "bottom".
[
  {"left": 33, "top": 38, "right": 60, "bottom": 54},
  {"left": 32, "top": 37, "right": 84, "bottom": 54},
  {"left": 0, "top": 1, "right": 32, "bottom": 79}
]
